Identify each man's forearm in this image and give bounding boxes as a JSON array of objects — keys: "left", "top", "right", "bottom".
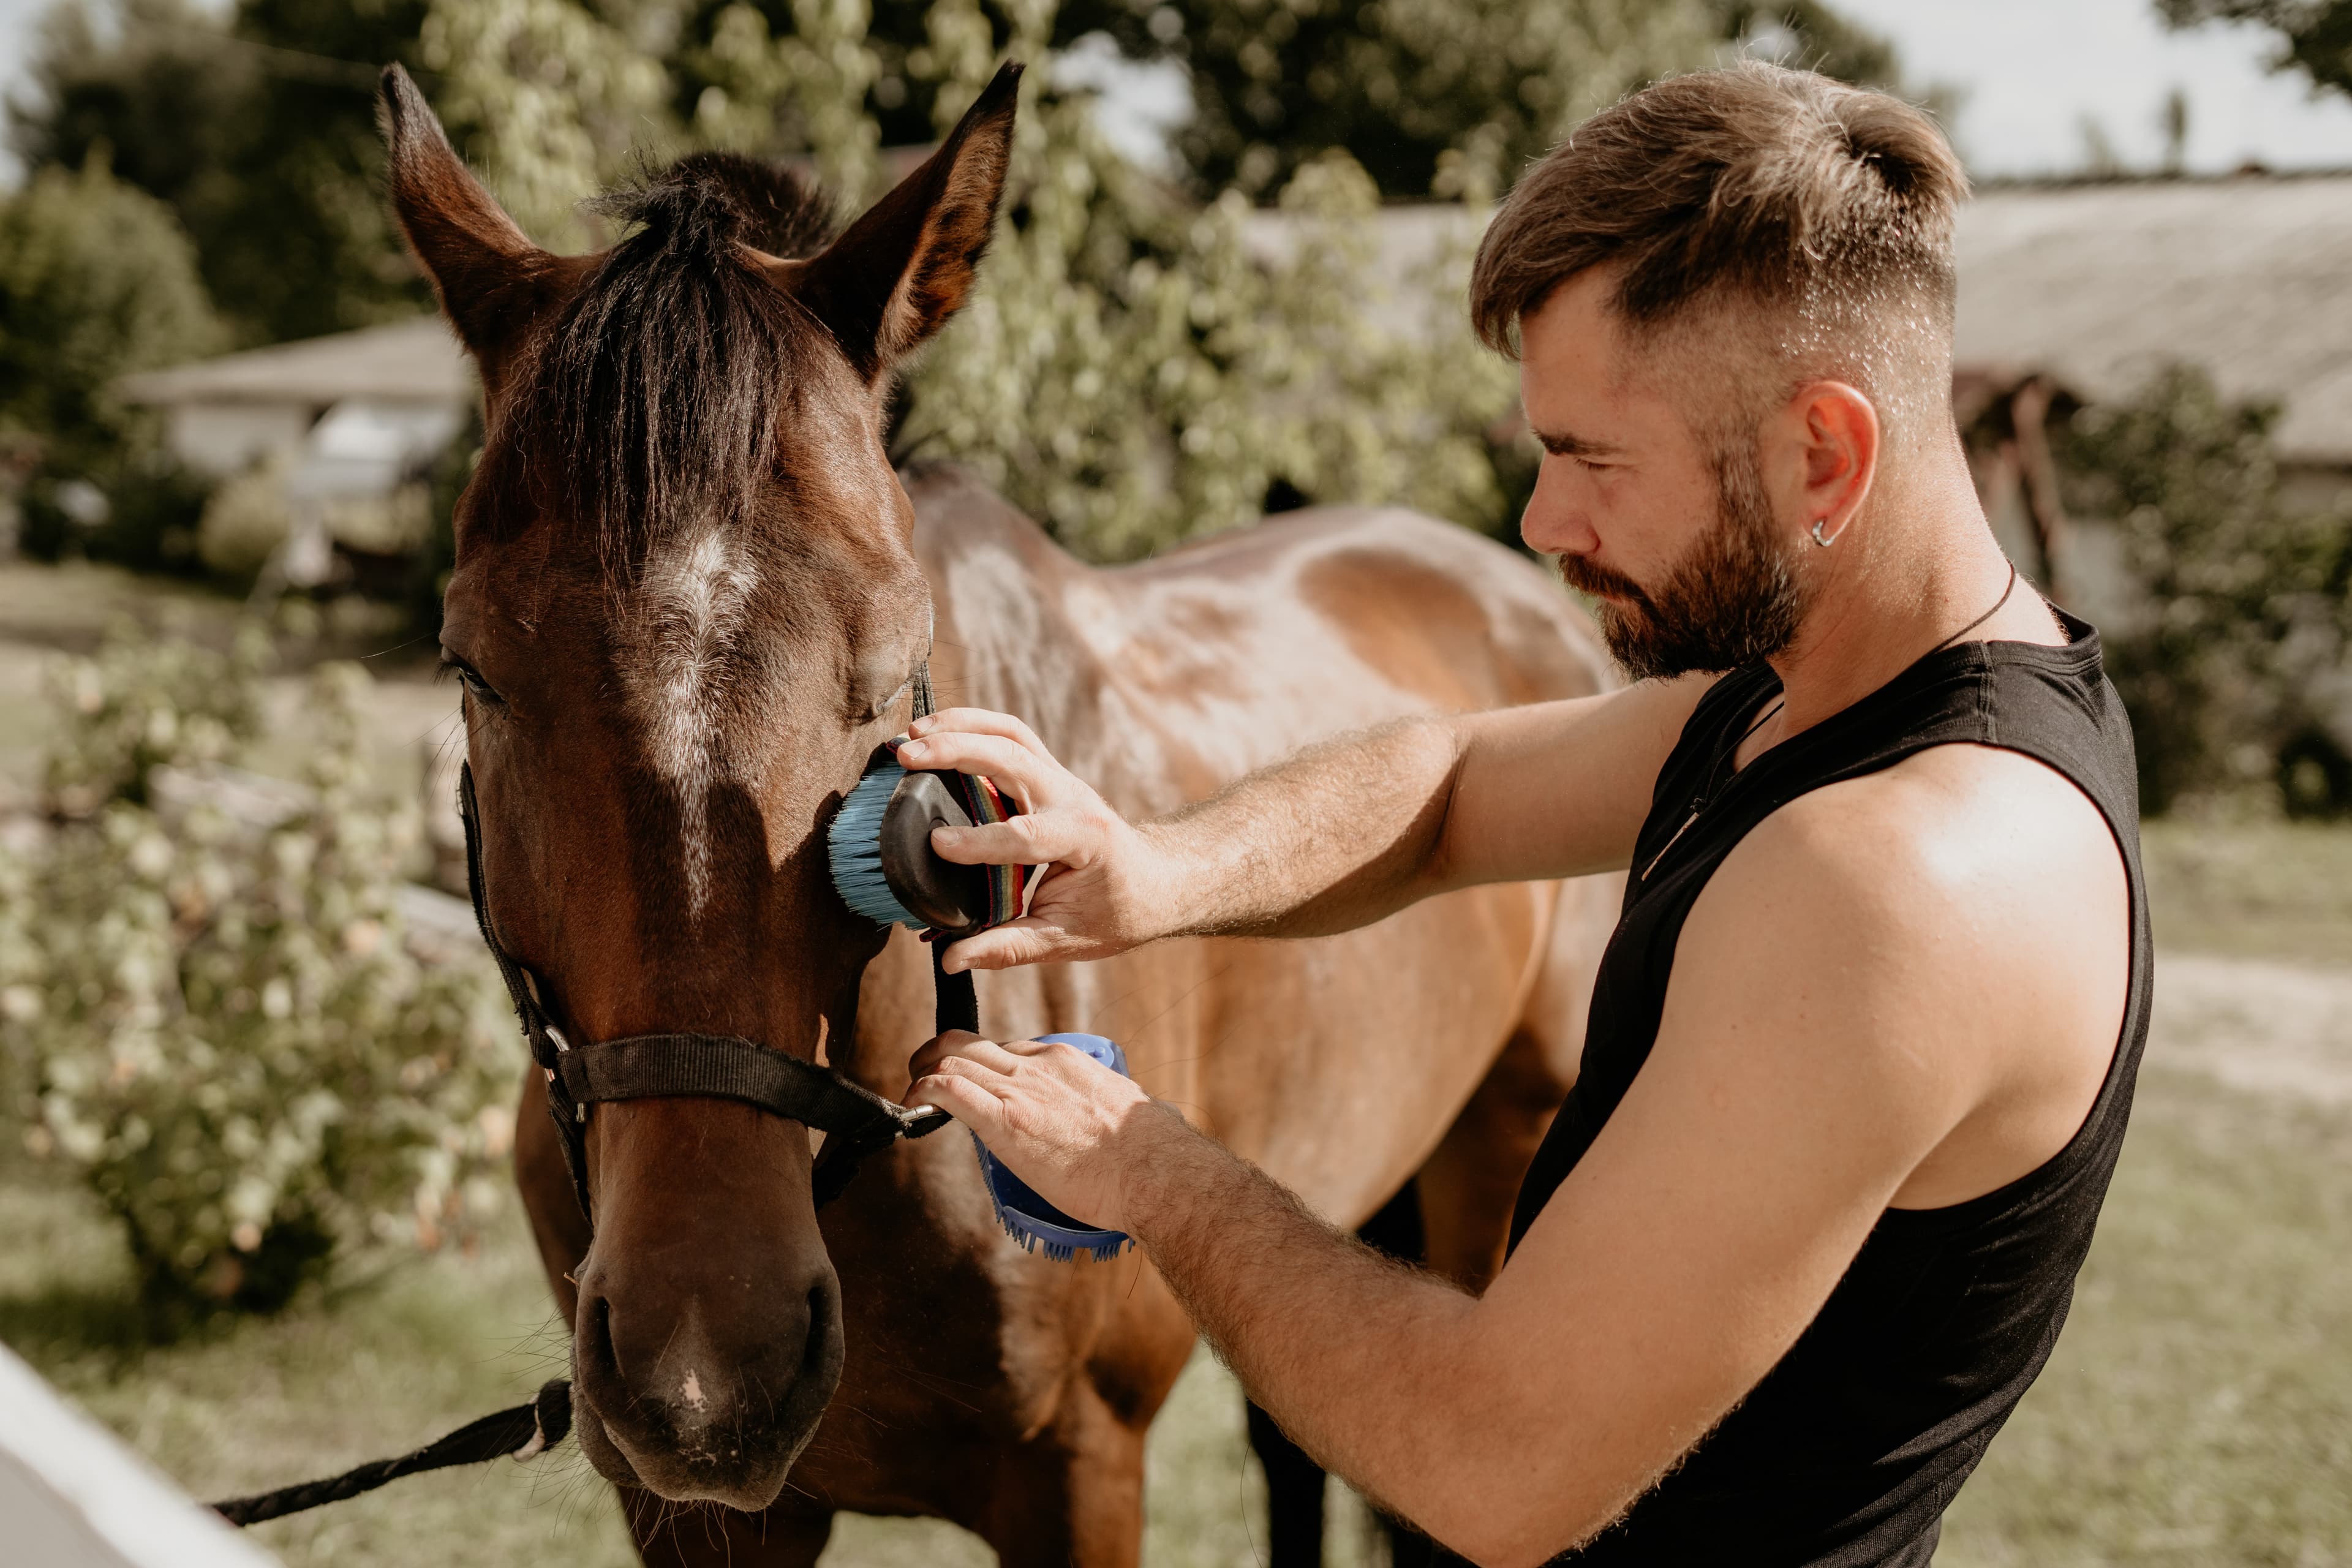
[
  {"left": 1143, "top": 717, "right": 1466, "bottom": 940},
  {"left": 1120, "top": 1108, "right": 1498, "bottom": 1553}
]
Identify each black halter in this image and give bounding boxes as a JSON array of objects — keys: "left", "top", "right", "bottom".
[
  {"left": 209, "top": 674, "right": 978, "bottom": 1529},
  {"left": 455, "top": 669, "right": 965, "bottom": 1226}
]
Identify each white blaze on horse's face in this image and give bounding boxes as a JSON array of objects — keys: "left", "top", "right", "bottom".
[{"left": 622, "top": 526, "right": 761, "bottom": 916}]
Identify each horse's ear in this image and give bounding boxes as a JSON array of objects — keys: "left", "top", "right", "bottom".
[
  {"left": 790, "top": 62, "right": 1022, "bottom": 381},
  {"left": 377, "top": 64, "right": 556, "bottom": 363}
]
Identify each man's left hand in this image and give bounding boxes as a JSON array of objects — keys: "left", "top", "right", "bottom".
[{"left": 905, "top": 1030, "right": 1178, "bottom": 1233}]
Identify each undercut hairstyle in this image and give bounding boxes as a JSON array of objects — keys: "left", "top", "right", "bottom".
[{"left": 1469, "top": 62, "right": 1969, "bottom": 444}]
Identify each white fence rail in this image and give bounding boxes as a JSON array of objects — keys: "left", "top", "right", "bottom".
[{"left": 0, "top": 1341, "right": 282, "bottom": 1568}]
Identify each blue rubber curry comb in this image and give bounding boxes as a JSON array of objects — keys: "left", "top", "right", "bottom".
[{"left": 973, "top": 1033, "right": 1134, "bottom": 1262}]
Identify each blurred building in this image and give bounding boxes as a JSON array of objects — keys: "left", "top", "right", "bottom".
[{"left": 117, "top": 318, "right": 470, "bottom": 587}]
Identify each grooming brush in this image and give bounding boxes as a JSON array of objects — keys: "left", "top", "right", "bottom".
[
  {"left": 972, "top": 1033, "right": 1135, "bottom": 1262},
  {"left": 828, "top": 742, "right": 1027, "bottom": 940}
]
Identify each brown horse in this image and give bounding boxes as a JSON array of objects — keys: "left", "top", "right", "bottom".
[{"left": 381, "top": 62, "right": 1618, "bottom": 1566}]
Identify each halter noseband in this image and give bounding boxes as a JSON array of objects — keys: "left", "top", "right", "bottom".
[{"left": 455, "top": 669, "right": 971, "bottom": 1225}]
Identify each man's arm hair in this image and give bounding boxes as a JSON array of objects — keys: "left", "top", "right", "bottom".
[
  {"left": 1147, "top": 675, "right": 1711, "bottom": 941},
  {"left": 1146, "top": 716, "right": 1463, "bottom": 939}
]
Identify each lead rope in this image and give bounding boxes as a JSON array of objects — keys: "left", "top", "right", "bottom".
[{"left": 214, "top": 663, "right": 994, "bottom": 1528}]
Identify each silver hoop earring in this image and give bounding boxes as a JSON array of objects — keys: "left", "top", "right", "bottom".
[{"left": 1811, "top": 518, "right": 1841, "bottom": 548}]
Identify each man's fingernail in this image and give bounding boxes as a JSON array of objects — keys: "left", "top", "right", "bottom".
[
  {"left": 932, "top": 826, "right": 962, "bottom": 846},
  {"left": 899, "top": 740, "right": 927, "bottom": 760}
]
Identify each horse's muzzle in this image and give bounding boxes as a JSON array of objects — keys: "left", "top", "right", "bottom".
[{"left": 569, "top": 1261, "right": 845, "bottom": 1509}]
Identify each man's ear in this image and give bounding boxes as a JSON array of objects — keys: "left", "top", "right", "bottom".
[
  {"left": 790, "top": 62, "right": 1022, "bottom": 382},
  {"left": 377, "top": 64, "right": 562, "bottom": 366}
]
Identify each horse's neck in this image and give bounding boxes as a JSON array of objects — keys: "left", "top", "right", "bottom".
[{"left": 910, "top": 472, "right": 1187, "bottom": 816}]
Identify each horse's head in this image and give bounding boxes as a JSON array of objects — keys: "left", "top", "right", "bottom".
[{"left": 379, "top": 64, "right": 1018, "bottom": 1508}]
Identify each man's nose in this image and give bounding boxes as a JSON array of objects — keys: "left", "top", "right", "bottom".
[{"left": 1519, "top": 457, "right": 1600, "bottom": 556}]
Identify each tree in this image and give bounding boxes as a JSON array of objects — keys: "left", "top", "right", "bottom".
[
  {"left": 2057, "top": 364, "right": 2352, "bottom": 813},
  {"left": 0, "top": 155, "right": 225, "bottom": 567},
  {"left": 2157, "top": 1, "right": 2352, "bottom": 99},
  {"left": 0, "top": 159, "right": 223, "bottom": 469},
  {"left": 10, "top": 0, "right": 436, "bottom": 344}
]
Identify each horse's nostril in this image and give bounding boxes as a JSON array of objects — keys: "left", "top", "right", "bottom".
[
  {"left": 578, "top": 1291, "right": 623, "bottom": 1384},
  {"left": 799, "top": 1281, "right": 834, "bottom": 1386}
]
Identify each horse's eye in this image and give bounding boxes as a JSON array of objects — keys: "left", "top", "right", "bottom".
[{"left": 440, "top": 652, "right": 507, "bottom": 708}]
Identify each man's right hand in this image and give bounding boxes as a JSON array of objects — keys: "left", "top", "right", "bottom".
[{"left": 894, "top": 709, "right": 1180, "bottom": 973}]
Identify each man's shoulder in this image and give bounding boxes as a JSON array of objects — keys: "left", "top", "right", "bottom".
[
  {"left": 1689, "top": 741, "right": 2126, "bottom": 1027},
  {"left": 1743, "top": 741, "right": 2116, "bottom": 916},
  {"left": 1666, "top": 741, "right": 2131, "bottom": 1178}
]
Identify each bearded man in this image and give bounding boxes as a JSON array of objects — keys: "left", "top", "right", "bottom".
[{"left": 894, "top": 62, "right": 2144, "bottom": 1567}]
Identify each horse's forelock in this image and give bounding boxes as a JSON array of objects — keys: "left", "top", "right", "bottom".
[{"left": 518, "top": 153, "right": 843, "bottom": 580}]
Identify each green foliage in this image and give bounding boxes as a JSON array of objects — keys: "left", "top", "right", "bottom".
[
  {"left": 2, "top": 629, "right": 518, "bottom": 1324},
  {"left": 11, "top": 0, "right": 434, "bottom": 345},
  {"left": 40, "top": 617, "right": 271, "bottom": 815},
  {"left": 1082, "top": 0, "right": 1720, "bottom": 203},
  {"left": 2157, "top": 0, "right": 2352, "bottom": 99},
  {"left": 2056, "top": 363, "right": 2352, "bottom": 814},
  {"left": 0, "top": 154, "right": 225, "bottom": 478},
  {"left": 890, "top": 62, "right": 1523, "bottom": 554}
]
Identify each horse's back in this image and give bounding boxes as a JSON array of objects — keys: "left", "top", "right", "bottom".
[{"left": 909, "top": 466, "right": 1611, "bottom": 815}]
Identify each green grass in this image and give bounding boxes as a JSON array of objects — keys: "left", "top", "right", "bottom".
[
  {"left": 0, "top": 1147, "right": 1381, "bottom": 1567},
  {"left": 4, "top": 1051, "right": 2345, "bottom": 1566},
  {"left": 1939, "top": 1062, "right": 2352, "bottom": 1567},
  {"left": 2142, "top": 818, "right": 2352, "bottom": 967}
]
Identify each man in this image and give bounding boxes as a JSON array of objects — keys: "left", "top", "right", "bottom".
[{"left": 896, "top": 63, "right": 2146, "bottom": 1567}]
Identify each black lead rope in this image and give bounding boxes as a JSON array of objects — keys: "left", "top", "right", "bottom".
[
  {"left": 212, "top": 668, "right": 979, "bottom": 1528},
  {"left": 211, "top": 1382, "right": 574, "bottom": 1527}
]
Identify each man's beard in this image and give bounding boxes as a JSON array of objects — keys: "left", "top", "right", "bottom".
[{"left": 1555, "top": 442, "right": 1811, "bottom": 680}]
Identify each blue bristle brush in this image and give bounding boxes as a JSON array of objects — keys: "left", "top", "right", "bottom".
[{"left": 827, "top": 742, "right": 1025, "bottom": 938}]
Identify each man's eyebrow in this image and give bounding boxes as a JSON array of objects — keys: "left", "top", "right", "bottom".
[{"left": 1531, "top": 427, "right": 1626, "bottom": 458}]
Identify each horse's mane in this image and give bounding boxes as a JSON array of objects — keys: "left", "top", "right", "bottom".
[{"left": 518, "top": 153, "right": 841, "bottom": 573}]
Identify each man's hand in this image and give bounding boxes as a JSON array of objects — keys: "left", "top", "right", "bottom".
[
  {"left": 904, "top": 1028, "right": 1186, "bottom": 1232},
  {"left": 895, "top": 709, "right": 1180, "bottom": 972}
]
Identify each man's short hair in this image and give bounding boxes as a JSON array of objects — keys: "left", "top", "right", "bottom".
[{"left": 1469, "top": 62, "right": 1969, "bottom": 438}]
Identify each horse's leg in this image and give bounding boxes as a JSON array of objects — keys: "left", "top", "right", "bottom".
[
  {"left": 622, "top": 1491, "right": 832, "bottom": 1567},
  {"left": 1415, "top": 877, "right": 1613, "bottom": 1290},
  {"left": 977, "top": 1387, "right": 1147, "bottom": 1568}
]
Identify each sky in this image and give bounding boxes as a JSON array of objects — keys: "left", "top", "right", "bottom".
[
  {"left": 1836, "top": 0, "right": 2352, "bottom": 176},
  {"left": 2, "top": 0, "right": 2351, "bottom": 181}
]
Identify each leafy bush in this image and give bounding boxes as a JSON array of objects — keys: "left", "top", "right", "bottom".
[
  {"left": 2057, "top": 363, "right": 2352, "bottom": 815},
  {"left": 3, "top": 628, "right": 519, "bottom": 1323},
  {"left": 40, "top": 617, "right": 271, "bottom": 816},
  {"left": 653, "top": 0, "right": 1534, "bottom": 557}
]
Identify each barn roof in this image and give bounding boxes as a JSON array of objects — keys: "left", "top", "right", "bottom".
[
  {"left": 1953, "top": 173, "right": 2352, "bottom": 466},
  {"left": 118, "top": 317, "right": 471, "bottom": 409}
]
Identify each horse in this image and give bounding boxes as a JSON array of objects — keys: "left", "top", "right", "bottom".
[{"left": 380, "top": 61, "right": 1620, "bottom": 1566}]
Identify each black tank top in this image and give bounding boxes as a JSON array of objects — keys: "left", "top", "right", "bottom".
[{"left": 1509, "top": 609, "right": 2151, "bottom": 1567}]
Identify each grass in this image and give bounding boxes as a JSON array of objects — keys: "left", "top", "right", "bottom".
[
  {"left": 2141, "top": 817, "right": 2352, "bottom": 967},
  {"left": 4, "top": 1048, "right": 2344, "bottom": 1566},
  {"left": 1939, "top": 1062, "right": 2352, "bottom": 1567},
  {"left": 0, "top": 1147, "right": 1379, "bottom": 1567}
]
